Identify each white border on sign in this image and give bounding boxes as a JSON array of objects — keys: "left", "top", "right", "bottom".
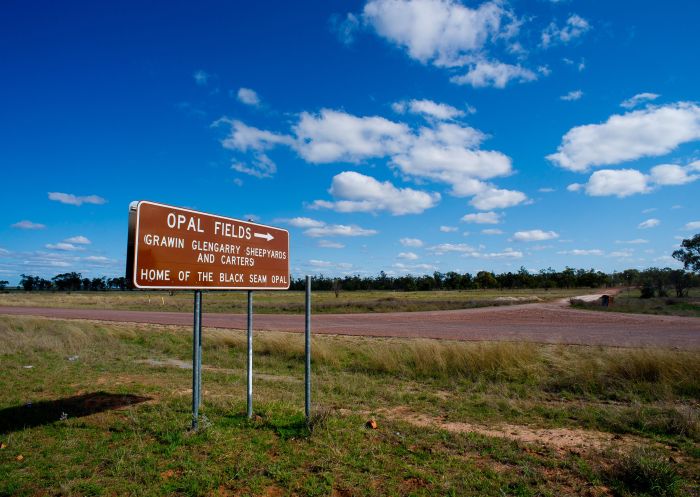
[{"left": 132, "top": 200, "right": 291, "bottom": 290}]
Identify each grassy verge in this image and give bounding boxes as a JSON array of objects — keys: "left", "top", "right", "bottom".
[
  {"left": 0, "top": 288, "right": 586, "bottom": 314},
  {"left": 1, "top": 315, "right": 698, "bottom": 496},
  {"left": 571, "top": 288, "right": 700, "bottom": 318}
]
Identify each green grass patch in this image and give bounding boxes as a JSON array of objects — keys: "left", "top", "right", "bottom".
[{"left": 0, "top": 315, "right": 698, "bottom": 496}]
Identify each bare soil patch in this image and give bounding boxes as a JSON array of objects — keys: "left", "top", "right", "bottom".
[{"left": 374, "top": 406, "right": 654, "bottom": 456}]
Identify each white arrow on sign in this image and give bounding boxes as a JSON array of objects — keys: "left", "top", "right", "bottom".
[{"left": 254, "top": 232, "right": 274, "bottom": 242}]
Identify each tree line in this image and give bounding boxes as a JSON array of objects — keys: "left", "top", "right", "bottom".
[
  {"left": 289, "top": 267, "right": 698, "bottom": 297},
  {"left": 14, "top": 273, "right": 128, "bottom": 292},
  {"left": 7, "top": 234, "right": 700, "bottom": 297},
  {"left": 7, "top": 267, "right": 696, "bottom": 297}
]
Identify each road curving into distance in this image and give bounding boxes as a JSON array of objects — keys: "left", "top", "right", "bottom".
[{"left": 1, "top": 294, "right": 698, "bottom": 348}]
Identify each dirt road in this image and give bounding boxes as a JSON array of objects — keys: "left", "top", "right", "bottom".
[{"left": 1, "top": 297, "right": 698, "bottom": 348}]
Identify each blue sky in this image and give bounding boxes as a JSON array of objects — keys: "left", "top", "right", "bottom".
[{"left": 1, "top": 0, "right": 699, "bottom": 283}]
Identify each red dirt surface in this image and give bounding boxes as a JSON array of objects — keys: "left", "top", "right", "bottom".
[{"left": 1, "top": 297, "right": 699, "bottom": 348}]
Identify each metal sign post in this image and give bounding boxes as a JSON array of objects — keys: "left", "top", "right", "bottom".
[
  {"left": 192, "top": 290, "right": 202, "bottom": 430},
  {"left": 247, "top": 290, "right": 254, "bottom": 418},
  {"left": 305, "top": 275, "right": 311, "bottom": 420}
]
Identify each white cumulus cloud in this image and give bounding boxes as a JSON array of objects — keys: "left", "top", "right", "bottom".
[
  {"left": 439, "top": 226, "right": 458, "bottom": 232},
  {"left": 428, "top": 243, "right": 475, "bottom": 254},
  {"left": 219, "top": 109, "right": 523, "bottom": 208},
  {"left": 682, "top": 221, "right": 700, "bottom": 231},
  {"left": 547, "top": 103, "right": 700, "bottom": 172},
  {"left": 311, "top": 171, "right": 440, "bottom": 215},
  {"left": 461, "top": 211, "right": 501, "bottom": 224},
  {"left": 318, "top": 240, "right": 345, "bottom": 249},
  {"left": 64, "top": 236, "right": 90, "bottom": 244},
  {"left": 541, "top": 14, "right": 590, "bottom": 48},
  {"left": 232, "top": 154, "right": 277, "bottom": 178},
  {"left": 363, "top": 0, "right": 515, "bottom": 67},
  {"left": 560, "top": 90, "right": 583, "bottom": 101},
  {"left": 569, "top": 161, "right": 700, "bottom": 198},
  {"left": 450, "top": 60, "right": 536, "bottom": 88},
  {"left": 287, "top": 217, "right": 326, "bottom": 228},
  {"left": 462, "top": 247, "right": 522, "bottom": 259},
  {"left": 48, "top": 192, "right": 106, "bottom": 206},
  {"left": 218, "top": 119, "right": 294, "bottom": 152},
  {"left": 400, "top": 237, "right": 424, "bottom": 247},
  {"left": 620, "top": 92, "right": 660, "bottom": 109},
  {"left": 193, "top": 70, "right": 210, "bottom": 86},
  {"left": 294, "top": 109, "right": 411, "bottom": 163},
  {"left": 470, "top": 188, "right": 527, "bottom": 210},
  {"left": 237, "top": 87, "right": 261, "bottom": 106},
  {"left": 557, "top": 249, "right": 604, "bottom": 256},
  {"left": 649, "top": 163, "right": 700, "bottom": 185},
  {"left": 584, "top": 169, "right": 650, "bottom": 197},
  {"left": 398, "top": 251, "right": 419, "bottom": 260},
  {"left": 392, "top": 99, "right": 465, "bottom": 120},
  {"left": 638, "top": 218, "right": 660, "bottom": 229},
  {"left": 45, "top": 242, "right": 84, "bottom": 251},
  {"left": 513, "top": 230, "right": 559, "bottom": 242},
  {"left": 12, "top": 220, "right": 46, "bottom": 230},
  {"left": 304, "top": 224, "right": 378, "bottom": 238},
  {"left": 615, "top": 239, "right": 648, "bottom": 244}
]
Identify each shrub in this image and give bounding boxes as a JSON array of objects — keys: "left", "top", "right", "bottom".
[
  {"left": 609, "top": 448, "right": 683, "bottom": 496},
  {"left": 640, "top": 283, "right": 655, "bottom": 299}
]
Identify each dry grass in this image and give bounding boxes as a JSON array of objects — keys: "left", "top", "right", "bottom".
[
  {"left": 0, "top": 317, "right": 134, "bottom": 357},
  {"left": 354, "top": 339, "right": 541, "bottom": 380},
  {"left": 0, "top": 288, "right": 585, "bottom": 314},
  {"left": 4, "top": 315, "right": 698, "bottom": 396}
]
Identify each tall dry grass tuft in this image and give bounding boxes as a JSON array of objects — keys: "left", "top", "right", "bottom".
[
  {"left": 357, "top": 340, "right": 541, "bottom": 381},
  {"left": 0, "top": 316, "right": 127, "bottom": 357},
  {"left": 202, "top": 329, "right": 338, "bottom": 366},
  {"left": 544, "top": 347, "right": 700, "bottom": 398}
]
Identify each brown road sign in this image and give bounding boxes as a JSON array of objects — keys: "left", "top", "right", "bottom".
[{"left": 126, "top": 201, "right": 290, "bottom": 290}]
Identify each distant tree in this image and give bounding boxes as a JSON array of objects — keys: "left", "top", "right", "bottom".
[
  {"left": 0, "top": 280, "right": 8, "bottom": 291},
  {"left": 475, "top": 271, "right": 497, "bottom": 289},
  {"left": 539, "top": 268, "right": 556, "bottom": 290},
  {"left": 640, "top": 282, "right": 655, "bottom": 299},
  {"left": 19, "top": 274, "right": 34, "bottom": 291},
  {"left": 90, "top": 277, "right": 107, "bottom": 291},
  {"left": 107, "top": 277, "right": 127, "bottom": 290},
  {"left": 644, "top": 267, "right": 670, "bottom": 297},
  {"left": 621, "top": 269, "right": 641, "bottom": 289},
  {"left": 673, "top": 234, "right": 700, "bottom": 273},
  {"left": 432, "top": 272, "right": 444, "bottom": 290},
  {"left": 417, "top": 274, "right": 435, "bottom": 291},
  {"left": 332, "top": 278, "right": 341, "bottom": 298},
  {"left": 559, "top": 267, "right": 576, "bottom": 288},
  {"left": 20, "top": 274, "right": 51, "bottom": 291},
  {"left": 668, "top": 269, "right": 692, "bottom": 298},
  {"left": 52, "top": 272, "right": 82, "bottom": 291},
  {"left": 444, "top": 271, "right": 462, "bottom": 290},
  {"left": 516, "top": 266, "right": 533, "bottom": 289}
]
